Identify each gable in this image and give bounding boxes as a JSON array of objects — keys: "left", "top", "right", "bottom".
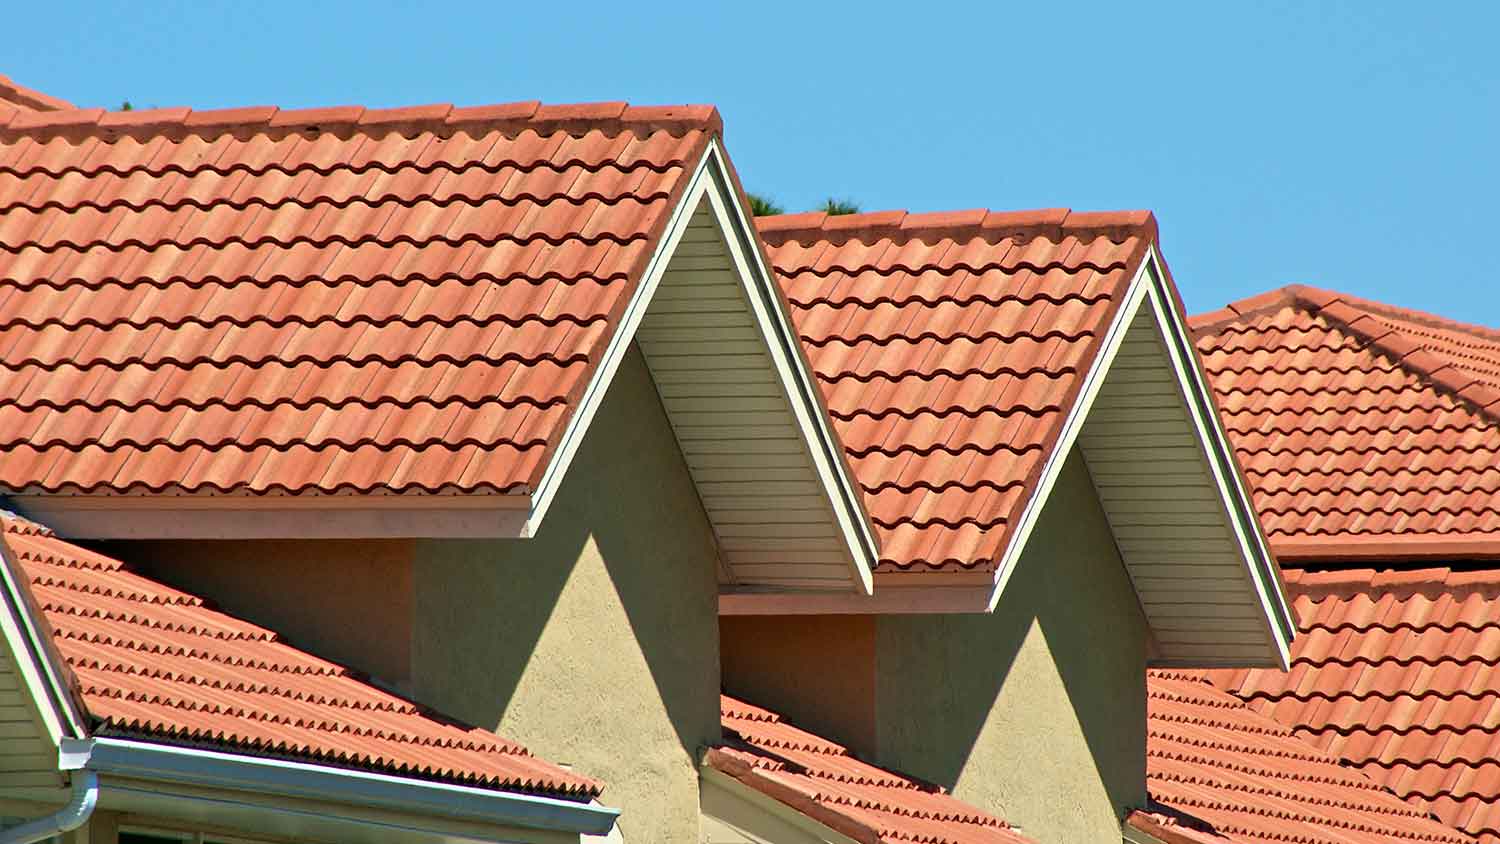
[
  {"left": 0, "top": 102, "right": 877, "bottom": 590},
  {"left": 737, "top": 209, "right": 1293, "bottom": 667}
]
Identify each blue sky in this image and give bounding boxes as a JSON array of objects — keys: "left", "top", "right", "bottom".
[{"left": 9, "top": 1, "right": 1495, "bottom": 315}]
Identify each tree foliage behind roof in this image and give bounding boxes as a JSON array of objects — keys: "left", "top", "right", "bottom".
[
  {"left": 746, "top": 193, "right": 784, "bottom": 216},
  {"left": 819, "top": 198, "right": 860, "bottom": 215}
]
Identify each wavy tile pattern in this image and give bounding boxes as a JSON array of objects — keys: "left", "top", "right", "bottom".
[
  {"left": 1145, "top": 671, "right": 1471, "bottom": 844},
  {"left": 0, "top": 102, "right": 714, "bottom": 494},
  {"left": 711, "top": 694, "right": 1032, "bottom": 844},
  {"left": 1204, "top": 569, "right": 1500, "bottom": 843},
  {"left": 758, "top": 209, "right": 1151, "bottom": 571},
  {"left": 1193, "top": 286, "right": 1500, "bottom": 548},
  {"left": 0, "top": 511, "right": 598, "bottom": 797}
]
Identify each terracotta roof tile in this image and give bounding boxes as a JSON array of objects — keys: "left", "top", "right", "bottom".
[
  {"left": 1145, "top": 670, "right": 1473, "bottom": 844},
  {"left": 1192, "top": 286, "right": 1500, "bottom": 560},
  {"left": 712, "top": 694, "right": 1033, "bottom": 844},
  {"left": 0, "top": 99, "right": 718, "bottom": 495},
  {"left": 1195, "top": 569, "right": 1500, "bottom": 842},
  {"left": 758, "top": 208, "right": 1153, "bottom": 571},
  {"left": 0, "top": 74, "right": 74, "bottom": 112},
  {"left": 0, "top": 511, "right": 599, "bottom": 798}
]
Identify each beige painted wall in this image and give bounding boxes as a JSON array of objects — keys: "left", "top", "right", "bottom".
[
  {"left": 409, "top": 346, "right": 724, "bottom": 844},
  {"left": 105, "top": 538, "right": 415, "bottom": 690},
  {"left": 718, "top": 448, "right": 1149, "bottom": 843}
]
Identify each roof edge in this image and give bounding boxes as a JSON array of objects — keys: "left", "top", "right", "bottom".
[
  {"left": 1275, "top": 534, "right": 1500, "bottom": 565},
  {"left": 755, "top": 207, "right": 1157, "bottom": 247},
  {"left": 1124, "top": 810, "right": 1215, "bottom": 844},
  {"left": 0, "top": 74, "right": 75, "bottom": 112},
  {"left": 0, "top": 100, "right": 722, "bottom": 143},
  {"left": 703, "top": 748, "right": 882, "bottom": 844},
  {"left": 65, "top": 736, "right": 619, "bottom": 836}
]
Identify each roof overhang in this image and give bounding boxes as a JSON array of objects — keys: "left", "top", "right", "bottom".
[
  {"left": 700, "top": 763, "right": 864, "bottom": 844},
  {"left": 721, "top": 249, "right": 1296, "bottom": 668},
  {"left": 60, "top": 737, "right": 617, "bottom": 843}
]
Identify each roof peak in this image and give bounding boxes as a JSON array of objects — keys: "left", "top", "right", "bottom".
[
  {"left": 0, "top": 100, "right": 721, "bottom": 143},
  {"left": 755, "top": 207, "right": 1157, "bottom": 247},
  {"left": 1194, "top": 284, "right": 1500, "bottom": 423},
  {"left": 0, "top": 73, "right": 75, "bottom": 112}
]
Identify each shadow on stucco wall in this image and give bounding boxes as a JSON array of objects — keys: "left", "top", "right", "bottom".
[
  {"left": 408, "top": 345, "right": 723, "bottom": 843},
  {"left": 875, "top": 450, "right": 1148, "bottom": 842}
]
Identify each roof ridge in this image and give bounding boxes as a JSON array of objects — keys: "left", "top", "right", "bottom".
[
  {"left": 0, "top": 100, "right": 721, "bottom": 144},
  {"left": 1196, "top": 284, "right": 1500, "bottom": 426},
  {"left": 755, "top": 207, "right": 1157, "bottom": 247},
  {"left": 0, "top": 73, "right": 75, "bottom": 112}
]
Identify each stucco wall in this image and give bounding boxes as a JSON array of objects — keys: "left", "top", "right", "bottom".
[
  {"left": 409, "top": 346, "right": 724, "bottom": 844},
  {"left": 717, "top": 448, "right": 1149, "bottom": 843},
  {"left": 875, "top": 448, "right": 1148, "bottom": 843},
  {"left": 106, "top": 538, "right": 415, "bottom": 690},
  {"left": 719, "top": 614, "right": 878, "bottom": 753}
]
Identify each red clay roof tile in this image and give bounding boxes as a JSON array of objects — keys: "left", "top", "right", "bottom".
[
  {"left": 713, "top": 694, "right": 1033, "bottom": 844},
  {"left": 758, "top": 208, "right": 1154, "bottom": 571},
  {"left": 0, "top": 74, "right": 74, "bottom": 112},
  {"left": 1145, "top": 671, "right": 1473, "bottom": 844},
  {"left": 1193, "top": 286, "right": 1500, "bottom": 560},
  {"left": 0, "top": 511, "right": 598, "bottom": 799},
  {"left": 0, "top": 99, "right": 717, "bottom": 495},
  {"left": 1199, "top": 569, "right": 1500, "bottom": 842}
]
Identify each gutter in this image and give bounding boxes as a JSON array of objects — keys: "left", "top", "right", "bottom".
[
  {"left": 60, "top": 737, "right": 619, "bottom": 837},
  {"left": 0, "top": 770, "right": 97, "bottom": 844}
]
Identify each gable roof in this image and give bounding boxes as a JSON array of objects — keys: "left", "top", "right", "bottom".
[
  {"left": 754, "top": 208, "right": 1292, "bottom": 665},
  {"left": 0, "top": 74, "right": 73, "bottom": 111},
  {"left": 0, "top": 100, "right": 715, "bottom": 500},
  {"left": 1203, "top": 567, "right": 1500, "bottom": 844},
  {"left": 1192, "top": 285, "right": 1500, "bottom": 561},
  {"left": 709, "top": 694, "right": 1033, "bottom": 844},
  {"left": 0, "top": 510, "right": 599, "bottom": 800},
  {"left": 758, "top": 208, "right": 1153, "bottom": 573},
  {"left": 1139, "top": 670, "right": 1472, "bottom": 844}
]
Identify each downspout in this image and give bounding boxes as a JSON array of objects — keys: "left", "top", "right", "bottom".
[{"left": 0, "top": 770, "right": 98, "bottom": 844}]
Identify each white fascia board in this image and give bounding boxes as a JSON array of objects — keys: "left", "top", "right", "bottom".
[
  {"left": 700, "top": 765, "right": 863, "bottom": 844},
  {"left": 0, "top": 523, "right": 87, "bottom": 745},
  {"left": 983, "top": 251, "right": 1294, "bottom": 667},
  {"left": 7, "top": 493, "right": 531, "bottom": 540},
  {"left": 61, "top": 737, "right": 618, "bottom": 838},
  {"left": 524, "top": 140, "right": 880, "bottom": 592},
  {"left": 1136, "top": 247, "right": 1295, "bottom": 666}
]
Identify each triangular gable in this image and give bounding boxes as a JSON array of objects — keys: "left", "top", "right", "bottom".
[
  {"left": 733, "top": 210, "right": 1294, "bottom": 668},
  {"left": 0, "top": 101, "right": 877, "bottom": 593},
  {"left": 1193, "top": 285, "right": 1500, "bottom": 563}
]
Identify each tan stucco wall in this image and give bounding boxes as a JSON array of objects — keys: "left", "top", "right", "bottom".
[
  {"left": 409, "top": 346, "right": 724, "bottom": 844},
  {"left": 104, "top": 538, "right": 415, "bottom": 690},
  {"left": 875, "top": 448, "right": 1148, "bottom": 843},
  {"left": 717, "top": 448, "right": 1149, "bottom": 843}
]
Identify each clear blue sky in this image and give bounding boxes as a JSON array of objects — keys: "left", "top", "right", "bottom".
[{"left": 8, "top": 1, "right": 1495, "bottom": 315}]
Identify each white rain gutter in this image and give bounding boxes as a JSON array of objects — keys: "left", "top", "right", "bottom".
[
  {"left": 0, "top": 770, "right": 98, "bottom": 844},
  {"left": 59, "top": 738, "right": 618, "bottom": 838}
]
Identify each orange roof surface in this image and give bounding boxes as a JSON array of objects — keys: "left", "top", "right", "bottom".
[
  {"left": 0, "top": 511, "right": 599, "bottom": 798},
  {"left": 0, "top": 100, "right": 717, "bottom": 495},
  {"left": 711, "top": 694, "right": 1033, "bottom": 844},
  {"left": 1193, "top": 285, "right": 1500, "bottom": 561},
  {"left": 1204, "top": 568, "right": 1500, "bottom": 843},
  {"left": 758, "top": 208, "right": 1154, "bottom": 571},
  {"left": 0, "top": 74, "right": 73, "bottom": 111},
  {"left": 1144, "top": 670, "right": 1472, "bottom": 844}
]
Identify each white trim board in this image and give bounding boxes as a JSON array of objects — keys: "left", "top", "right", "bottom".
[{"left": 523, "top": 139, "right": 879, "bottom": 593}]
